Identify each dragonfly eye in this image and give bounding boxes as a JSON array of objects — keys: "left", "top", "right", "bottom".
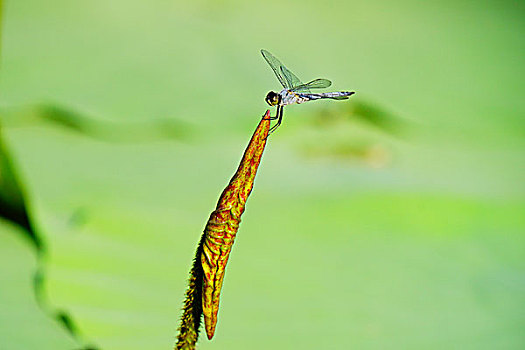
[{"left": 265, "top": 91, "right": 280, "bottom": 106}]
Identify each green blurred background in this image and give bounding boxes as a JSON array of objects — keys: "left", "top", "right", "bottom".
[{"left": 0, "top": 0, "right": 524, "bottom": 349}]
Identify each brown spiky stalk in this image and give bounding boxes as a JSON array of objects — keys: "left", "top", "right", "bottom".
[
  {"left": 175, "top": 111, "right": 271, "bottom": 349},
  {"left": 175, "top": 235, "right": 205, "bottom": 350}
]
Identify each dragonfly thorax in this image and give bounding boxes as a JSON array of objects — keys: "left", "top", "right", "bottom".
[{"left": 265, "top": 91, "right": 281, "bottom": 106}]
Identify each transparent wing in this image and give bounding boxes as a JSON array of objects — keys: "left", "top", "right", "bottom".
[
  {"left": 280, "top": 65, "right": 306, "bottom": 91},
  {"left": 261, "top": 49, "right": 289, "bottom": 89},
  {"left": 291, "top": 78, "right": 332, "bottom": 92}
]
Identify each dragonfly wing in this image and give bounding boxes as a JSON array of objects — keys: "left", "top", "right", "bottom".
[
  {"left": 291, "top": 78, "right": 332, "bottom": 92},
  {"left": 280, "top": 65, "right": 307, "bottom": 92},
  {"left": 261, "top": 49, "right": 290, "bottom": 89}
]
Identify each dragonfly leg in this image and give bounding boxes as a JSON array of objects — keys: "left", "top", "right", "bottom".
[
  {"left": 269, "top": 105, "right": 284, "bottom": 134},
  {"left": 264, "top": 108, "right": 280, "bottom": 121}
]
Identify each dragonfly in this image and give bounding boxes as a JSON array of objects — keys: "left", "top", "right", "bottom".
[{"left": 261, "top": 49, "right": 355, "bottom": 133}]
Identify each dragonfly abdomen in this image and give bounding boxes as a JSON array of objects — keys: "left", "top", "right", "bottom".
[{"left": 299, "top": 91, "right": 355, "bottom": 101}]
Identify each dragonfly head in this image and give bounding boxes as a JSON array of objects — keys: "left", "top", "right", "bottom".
[{"left": 265, "top": 91, "right": 281, "bottom": 106}]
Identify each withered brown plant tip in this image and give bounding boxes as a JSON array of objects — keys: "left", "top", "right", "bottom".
[{"left": 175, "top": 111, "right": 271, "bottom": 349}]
